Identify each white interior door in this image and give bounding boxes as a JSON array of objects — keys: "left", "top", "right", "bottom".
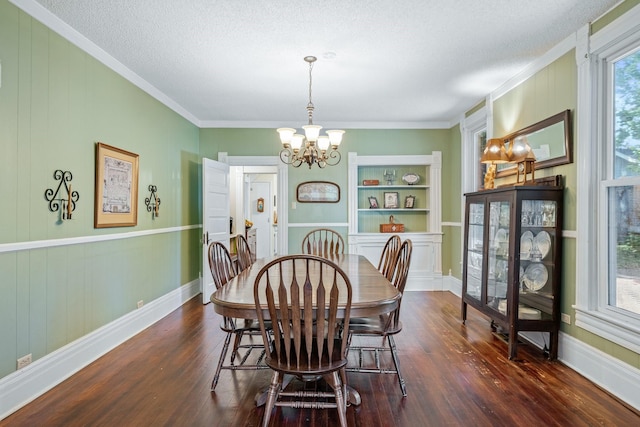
[
  {"left": 202, "top": 157, "right": 230, "bottom": 304},
  {"left": 250, "top": 180, "right": 272, "bottom": 259}
]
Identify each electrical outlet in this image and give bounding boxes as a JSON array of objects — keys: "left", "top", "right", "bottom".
[
  {"left": 137, "top": 300, "right": 144, "bottom": 309},
  {"left": 17, "top": 354, "right": 32, "bottom": 369},
  {"left": 561, "top": 313, "right": 571, "bottom": 324}
]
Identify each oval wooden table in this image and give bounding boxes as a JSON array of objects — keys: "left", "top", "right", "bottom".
[{"left": 210, "top": 253, "right": 401, "bottom": 406}]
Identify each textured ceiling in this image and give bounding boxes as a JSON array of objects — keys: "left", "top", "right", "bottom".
[{"left": 25, "top": 0, "right": 618, "bottom": 128}]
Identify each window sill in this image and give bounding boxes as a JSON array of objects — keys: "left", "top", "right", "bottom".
[{"left": 574, "top": 307, "right": 640, "bottom": 354}]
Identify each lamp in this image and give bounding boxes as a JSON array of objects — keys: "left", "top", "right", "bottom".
[
  {"left": 277, "top": 56, "right": 345, "bottom": 168},
  {"left": 480, "top": 138, "right": 509, "bottom": 189},
  {"left": 510, "top": 135, "right": 536, "bottom": 184}
]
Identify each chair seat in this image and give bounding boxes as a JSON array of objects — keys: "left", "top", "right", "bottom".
[
  {"left": 348, "top": 314, "right": 403, "bottom": 336},
  {"left": 267, "top": 338, "right": 347, "bottom": 375}
]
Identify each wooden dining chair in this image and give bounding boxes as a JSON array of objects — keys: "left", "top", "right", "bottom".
[
  {"left": 235, "top": 233, "right": 253, "bottom": 272},
  {"left": 346, "top": 239, "right": 412, "bottom": 397},
  {"left": 253, "top": 255, "right": 353, "bottom": 427},
  {"left": 378, "top": 234, "right": 402, "bottom": 280},
  {"left": 207, "top": 241, "right": 268, "bottom": 391},
  {"left": 301, "top": 228, "right": 345, "bottom": 258}
]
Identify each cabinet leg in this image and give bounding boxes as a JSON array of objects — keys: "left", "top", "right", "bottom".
[
  {"left": 549, "top": 331, "right": 559, "bottom": 360},
  {"left": 461, "top": 302, "right": 467, "bottom": 325}
]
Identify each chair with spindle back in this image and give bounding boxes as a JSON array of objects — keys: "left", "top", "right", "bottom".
[
  {"left": 346, "top": 239, "right": 413, "bottom": 396},
  {"left": 207, "top": 241, "right": 268, "bottom": 391},
  {"left": 378, "top": 234, "right": 402, "bottom": 280},
  {"left": 235, "top": 233, "right": 253, "bottom": 272},
  {"left": 253, "top": 255, "right": 353, "bottom": 427},
  {"left": 301, "top": 228, "right": 345, "bottom": 258}
]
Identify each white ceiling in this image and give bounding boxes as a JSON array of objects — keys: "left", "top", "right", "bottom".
[{"left": 22, "top": 0, "right": 618, "bottom": 128}]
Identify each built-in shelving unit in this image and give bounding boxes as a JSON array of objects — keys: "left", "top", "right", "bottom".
[{"left": 348, "top": 152, "right": 442, "bottom": 291}]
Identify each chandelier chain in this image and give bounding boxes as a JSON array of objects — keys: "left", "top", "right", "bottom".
[{"left": 307, "top": 59, "right": 314, "bottom": 124}]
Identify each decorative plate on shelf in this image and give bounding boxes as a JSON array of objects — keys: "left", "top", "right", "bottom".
[
  {"left": 402, "top": 172, "right": 420, "bottom": 185},
  {"left": 523, "top": 263, "right": 548, "bottom": 291},
  {"left": 520, "top": 231, "right": 534, "bottom": 260},
  {"left": 533, "top": 231, "right": 551, "bottom": 259}
]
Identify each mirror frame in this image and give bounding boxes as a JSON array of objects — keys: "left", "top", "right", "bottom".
[{"left": 495, "top": 109, "right": 572, "bottom": 177}]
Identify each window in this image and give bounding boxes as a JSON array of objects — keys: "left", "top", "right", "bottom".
[
  {"left": 575, "top": 8, "right": 640, "bottom": 352},
  {"left": 608, "top": 48, "right": 640, "bottom": 316}
]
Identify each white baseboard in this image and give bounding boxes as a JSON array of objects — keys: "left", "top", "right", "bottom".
[
  {"left": 405, "top": 273, "right": 444, "bottom": 291},
  {"left": 0, "top": 279, "right": 201, "bottom": 421},
  {"left": 558, "top": 332, "right": 640, "bottom": 411},
  {"left": 444, "top": 274, "right": 462, "bottom": 297}
]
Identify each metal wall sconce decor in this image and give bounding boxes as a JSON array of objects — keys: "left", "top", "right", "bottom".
[
  {"left": 44, "top": 170, "right": 79, "bottom": 220},
  {"left": 144, "top": 185, "right": 161, "bottom": 217}
]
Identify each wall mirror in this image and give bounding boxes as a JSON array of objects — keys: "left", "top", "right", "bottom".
[{"left": 496, "top": 109, "right": 572, "bottom": 177}]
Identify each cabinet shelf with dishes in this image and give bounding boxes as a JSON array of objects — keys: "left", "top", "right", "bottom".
[
  {"left": 348, "top": 152, "right": 442, "bottom": 291},
  {"left": 461, "top": 183, "right": 563, "bottom": 360}
]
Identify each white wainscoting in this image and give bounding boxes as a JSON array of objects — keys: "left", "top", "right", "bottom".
[{"left": 348, "top": 232, "right": 443, "bottom": 291}]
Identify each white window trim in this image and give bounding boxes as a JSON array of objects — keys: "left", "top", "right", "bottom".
[{"left": 575, "top": 3, "right": 640, "bottom": 353}]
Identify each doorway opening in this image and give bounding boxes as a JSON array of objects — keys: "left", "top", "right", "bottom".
[{"left": 219, "top": 153, "right": 288, "bottom": 256}]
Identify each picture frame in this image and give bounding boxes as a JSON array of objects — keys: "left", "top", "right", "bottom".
[
  {"left": 296, "top": 181, "right": 340, "bottom": 203},
  {"left": 368, "top": 196, "right": 379, "bottom": 209},
  {"left": 384, "top": 192, "right": 399, "bottom": 209},
  {"left": 94, "top": 142, "right": 139, "bottom": 228},
  {"left": 257, "top": 197, "right": 264, "bottom": 212},
  {"left": 405, "top": 195, "right": 416, "bottom": 209}
]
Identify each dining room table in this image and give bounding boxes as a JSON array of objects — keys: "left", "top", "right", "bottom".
[{"left": 209, "top": 253, "right": 401, "bottom": 406}]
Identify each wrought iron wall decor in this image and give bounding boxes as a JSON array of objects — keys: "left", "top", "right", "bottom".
[
  {"left": 44, "top": 170, "right": 79, "bottom": 220},
  {"left": 144, "top": 185, "right": 161, "bottom": 217}
]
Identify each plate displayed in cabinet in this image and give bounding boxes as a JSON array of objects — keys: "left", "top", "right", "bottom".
[
  {"left": 520, "top": 231, "right": 534, "bottom": 260},
  {"left": 533, "top": 231, "right": 551, "bottom": 260},
  {"left": 402, "top": 172, "right": 420, "bottom": 185},
  {"left": 523, "top": 263, "right": 548, "bottom": 291}
]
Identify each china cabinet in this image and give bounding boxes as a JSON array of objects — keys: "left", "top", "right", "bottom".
[
  {"left": 348, "top": 152, "right": 442, "bottom": 291},
  {"left": 461, "top": 182, "right": 563, "bottom": 359}
]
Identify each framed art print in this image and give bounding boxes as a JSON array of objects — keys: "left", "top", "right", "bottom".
[{"left": 94, "top": 142, "right": 139, "bottom": 228}]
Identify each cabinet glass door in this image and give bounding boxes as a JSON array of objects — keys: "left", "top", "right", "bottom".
[
  {"left": 465, "top": 202, "right": 485, "bottom": 301},
  {"left": 518, "top": 199, "right": 557, "bottom": 320},
  {"left": 487, "top": 201, "right": 510, "bottom": 314}
]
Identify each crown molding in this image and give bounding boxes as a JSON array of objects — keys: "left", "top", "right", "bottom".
[{"left": 9, "top": 0, "right": 201, "bottom": 127}]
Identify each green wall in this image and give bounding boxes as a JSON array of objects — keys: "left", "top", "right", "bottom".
[
  {"left": 200, "top": 128, "right": 460, "bottom": 264},
  {"left": 0, "top": 1, "right": 201, "bottom": 379}
]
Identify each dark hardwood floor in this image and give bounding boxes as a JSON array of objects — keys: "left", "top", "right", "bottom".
[{"left": 2, "top": 291, "right": 638, "bottom": 426}]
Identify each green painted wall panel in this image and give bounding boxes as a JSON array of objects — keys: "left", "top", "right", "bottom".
[
  {"left": 592, "top": 0, "right": 640, "bottom": 34},
  {"left": 0, "top": 254, "right": 17, "bottom": 375},
  {"left": 0, "top": 1, "right": 201, "bottom": 380}
]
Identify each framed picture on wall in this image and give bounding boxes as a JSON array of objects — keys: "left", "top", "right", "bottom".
[
  {"left": 296, "top": 181, "right": 340, "bottom": 203},
  {"left": 94, "top": 142, "right": 139, "bottom": 228}
]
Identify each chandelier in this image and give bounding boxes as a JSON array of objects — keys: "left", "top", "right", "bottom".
[{"left": 277, "top": 56, "right": 345, "bottom": 168}]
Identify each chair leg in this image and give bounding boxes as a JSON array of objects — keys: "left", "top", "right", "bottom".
[
  {"left": 262, "top": 371, "right": 282, "bottom": 427},
  {"left": 388, "top": 335, "right": 407, "bottom": 396},
  {"left": 211, "top": 331, "right": 233, "bottom": 391},
  {"left": 324, "top": 371, "right": 348, "bottom": 427},
  {"left": 230, "top": 330, "right": 244, "bottom": 364}
]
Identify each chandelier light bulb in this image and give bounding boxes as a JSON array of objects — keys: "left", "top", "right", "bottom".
[{"left": 317, "top": 136, "right": 330, "bottom": 151}]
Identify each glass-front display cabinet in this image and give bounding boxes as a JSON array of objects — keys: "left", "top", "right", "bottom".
[{"left": 461, "top": 182, "right": 563, "bottom": 360}]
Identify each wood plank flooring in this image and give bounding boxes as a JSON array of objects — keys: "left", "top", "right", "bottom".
[{"left": 2, "top": 291, "right": 638, "bottom": 426}]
